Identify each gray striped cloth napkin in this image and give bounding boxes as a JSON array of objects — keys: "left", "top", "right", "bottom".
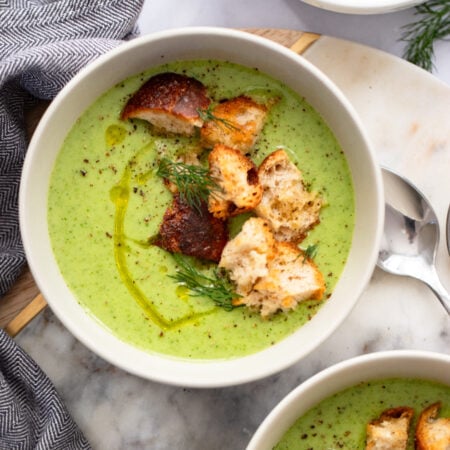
[{"left": 0, "top": 0, "right": 144, "bottom": 448}]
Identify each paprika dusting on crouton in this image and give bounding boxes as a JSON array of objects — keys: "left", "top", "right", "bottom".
[
  {"left": 200, "top": 95, "right": 268, "bottom": 152},
  {"left": 153, "top": 194, "right": 228, "bottom": 263},
  {"left": 208, "top": 144, "right": 262, "bottom": 219},
  {"left": 121, "top": 72, "right": 211, "bottom": 136}
]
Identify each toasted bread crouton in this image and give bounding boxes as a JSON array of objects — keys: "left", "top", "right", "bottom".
[
  {"left": 255, "top": 149, "right": 322, "bottom": 243},
  {"left": 244, "top": 241, "right": 325, "bottom": 317},
  {"left": 208, "top": 144, "right": 262, "bottom": 219},
  {"left": 219, "top": 217, "right": 275, "bottom": 296},
  {"left": 415, "top": 402, "right": 450, "bottom": 450},
  {"left": 153, "top": 194, "right": 228, "bottom": 262},
  {"left": 200, "top": 95, "right": 268, "bottom": 152},
  {"left": 365, "top": 407, "right": 414, "bottom": 450},
  {"left": 219, "top": 218, "right": 324, "bottom": 317},
  {"left": 121, "top": 72, "right": 210, "bottom": 136}
]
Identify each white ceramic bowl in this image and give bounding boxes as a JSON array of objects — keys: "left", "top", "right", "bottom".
[
  {"left": 248, "top": 350, "right": 450, "bottom": 449},
  {"left": 300, "top": 0, "right": 422, "bottom": 14},
  {"left": 20, "top": 27, "right": 383, "bottom": 387}
]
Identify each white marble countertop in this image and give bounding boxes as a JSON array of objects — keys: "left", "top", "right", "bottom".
[
  {"left": 15, "top": 2, "right": 450, "bottom": 449},
  {"left": 137, "top": 0, "right": 450, "bottom": 85}
]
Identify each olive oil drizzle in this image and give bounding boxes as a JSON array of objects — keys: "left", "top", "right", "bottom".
[{"left": 109, "top": 141, "right": 215, "bottom": 330}]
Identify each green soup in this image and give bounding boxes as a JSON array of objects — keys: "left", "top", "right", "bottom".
[
  {"left": 275, "top": 377, "right": 450, "bottom": 449},
  {"left": 47, "top": 60, "right": 354, "bottom": 359}
]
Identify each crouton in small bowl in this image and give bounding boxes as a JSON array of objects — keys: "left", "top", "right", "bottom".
[
  {"left": 20, "top": 27, "right": 383, "bottom": 387},
  {"left": 248, "top": 350, "right": 450, "bottom": 449}
]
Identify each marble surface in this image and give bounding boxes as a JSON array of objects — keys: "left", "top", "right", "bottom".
[
  {"left": 137, "top": 0, "right": 450, "bottom": 85},
  {"left": 14, "top": 2, "right": 450, "bottom": 449}
]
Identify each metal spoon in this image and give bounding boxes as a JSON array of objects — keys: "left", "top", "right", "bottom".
[
  {"left": 446, "top": 204, "right": 450, "bottom": 255},
  {"left": 377, "top": 167, "right": 450, "bottom": 314}
]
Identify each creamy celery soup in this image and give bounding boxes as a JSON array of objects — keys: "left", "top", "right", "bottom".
[
  {"left": 47, "top": 60, "right": 354, "bottom": 359},
  {"left": 275, "top": 377, "right": 450, "bottom": 449}
]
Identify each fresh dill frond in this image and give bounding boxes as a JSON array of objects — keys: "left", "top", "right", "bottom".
[
  {"left": 401, "top": 0, "right": 450, "bottom": 71},
  {"left": 170, "top": 254, "right": 242, "bottom": 311},
  {"left": 197, "top": 106, "right": 239, "bottom": 131},
  {"left": 156, "top": 157, "right": 219, "bottom": 213},
  {"left": 303, "top": 244, "right": 318, "bottom": 261}
]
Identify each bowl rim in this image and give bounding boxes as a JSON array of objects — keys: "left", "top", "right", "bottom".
[
  {"left": 300, "top": 0, "right": 422, "bottom": 14},
  {"left": 19, "top": 26, "right": 384, "bottom": 388},
  {"left": 247, "top": 349, "right": 450, "bottom": 449}
]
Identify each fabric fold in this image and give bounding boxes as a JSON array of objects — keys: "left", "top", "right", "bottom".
[
  {"left": 0, "top": 0, "right": 145, "bottom": 447},
  {"left": 0, "top": 328, "right": 91, "bottom": 449},
  {"left": 0, "top": 0, "right": 143, "bottom": 296}
]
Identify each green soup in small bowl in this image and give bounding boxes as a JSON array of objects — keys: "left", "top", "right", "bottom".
[{"left": 247, "top": 351, "right": 450, "bottom": 449}]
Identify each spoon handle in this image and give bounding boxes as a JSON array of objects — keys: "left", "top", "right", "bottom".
[
  {"left": 446, "top": 204, "right": 450, "bottom": 256},
  {"left": 423, "top": 268, "right": 450, "bottom": 315}
]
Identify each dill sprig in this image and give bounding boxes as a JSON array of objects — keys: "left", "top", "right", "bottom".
[
  {"left": 401, "top": 0, "right": 450, "bottom": 71},
  {"left": 156, "top": 157, "right": 219, "bottom": 213},
  {"left": 296, "top": 244, "right": 319, "bottom": 263},
  {"left": 197, "top": 106, "right": 239, "bottom": 131},
  {"left": 303, "top": 244, "right": 318, "bottom": 260},
  {"left": 170, "top": 254, "right": 242, "bottom": 311}
]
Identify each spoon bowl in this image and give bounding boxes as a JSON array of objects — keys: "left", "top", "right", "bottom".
[{"left": 378, "top": 167, "right": 450, "bottom": 314}]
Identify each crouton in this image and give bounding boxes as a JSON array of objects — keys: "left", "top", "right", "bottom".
[
  {"left": 121, "top": 72, "right": 210, "bottom": 136},
  {"left": 255, "top": 149, "right": 322, "bottom": 243},
  {"left": 208, "top": 144, "right": 262, "bottom": 219},
  {"left": 200, "top": 95, "right": 268, "bottom": 152},
  {"left": 415, "top": 402, "right": 450, "bottom": 450},
  {"left": 153, "top": 194, "right": 228, "bottom": 262},
  {"left": 220, "top": 217, "right": 325, "bottom": 317},
  {"left": 244, "top": 241, "right": 325, "bottom": 317},
  {"left": 365, "top": 407, "right": 414, "bottom": 450},
  {"left": 219, "top": 217, "right": 275, "bottom": 296}
]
